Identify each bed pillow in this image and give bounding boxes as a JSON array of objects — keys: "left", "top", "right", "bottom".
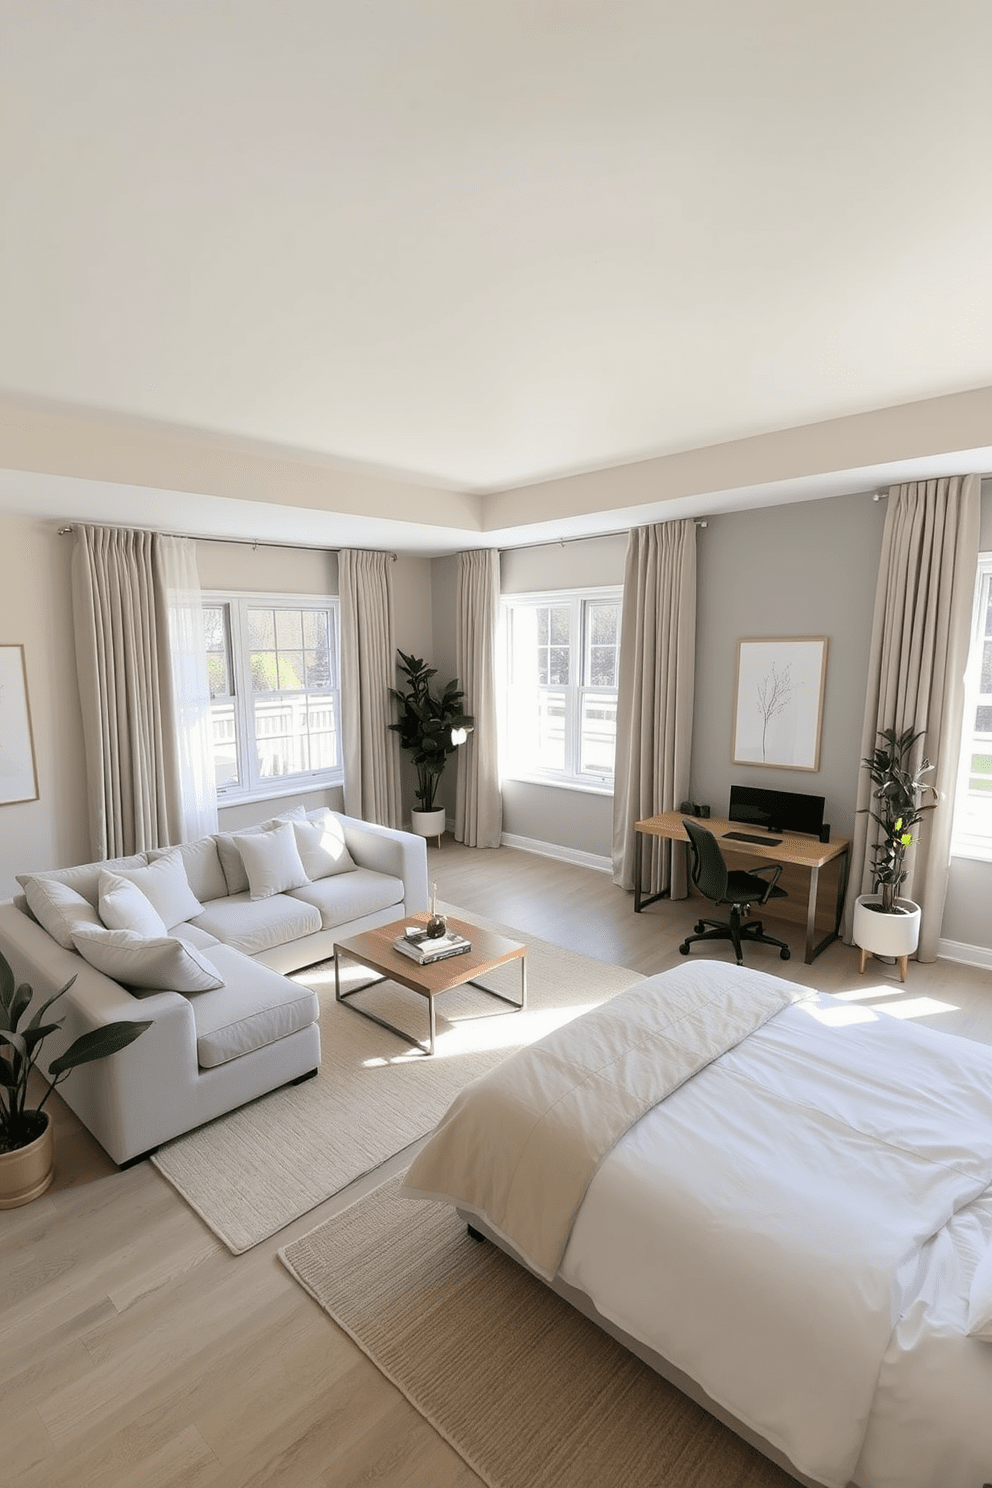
[
  {"left": 16, "top": 875, "right": 103, "bottom": 948},
  {"left": 112, "top": 850, "right": 204, "bottom": 929},
  {"left": 294, "top": 811, "right": 357, "bottom": 879},
  {"left": 967, "top": 1241, "right": 992, "bottom": 1341},
  {"left": 98, "top": 870, "right": 169, "bottom": 939},
  {"left": 233, "top": 820, "right": 310, "bottom": 901},
  {"left": 71, "top": 925, "right": 224, "bottom": 993}
]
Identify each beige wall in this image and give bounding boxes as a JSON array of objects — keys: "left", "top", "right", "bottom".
[{"left": 0, "top": 514, "right": 89, "bottom": 898}]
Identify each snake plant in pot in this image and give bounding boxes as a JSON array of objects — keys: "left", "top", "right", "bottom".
[
  {"left": 853, "top": 725, "right": 937, "bottom": 973},
  {"left": 389, "top": 650, "right": 474, "bottom": 839},
  {"left": 0, "top": 948, "right": 151, "bottom": 1206}
]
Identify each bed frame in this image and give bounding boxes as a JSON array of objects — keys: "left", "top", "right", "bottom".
[{"left": 458, "top": 1208, "right": 833, "bottom": 1488}]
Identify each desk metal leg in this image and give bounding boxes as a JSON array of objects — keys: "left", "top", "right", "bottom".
[
  {"left": 803, "top": 846, "right": 851, "bottom": 963},
  {"left": 633, "top": 830, "right": 671, "bottom": 914}
]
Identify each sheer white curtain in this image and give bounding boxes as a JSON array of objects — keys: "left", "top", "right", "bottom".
[
  {"left": 155, "top": 535, "right": 218, "bottom": 842},
  {"left": 612, "top": 520, "right": 697, "bottom": 896},
  {"left": 72, "top": 525, "right": 215, "bottom": 858},
  {"left": 339, "top": 549, "right": 403, "bottom": 828},
  {"left": 454, "top": 549, "right": 502, "bottom": 848},
  {"left": 843, "top": 475, "right": 980, "bottom": 961}
]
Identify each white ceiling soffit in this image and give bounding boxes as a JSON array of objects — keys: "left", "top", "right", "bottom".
[{"left": 2, "top": 2, "right": 992, "bottom": 501}]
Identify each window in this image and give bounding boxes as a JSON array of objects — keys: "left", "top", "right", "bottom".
[
  {"left": 953, "top": 554, "right": 992, "bottom": 857},
  {"left": 500, "top": 588, "right": 622, "bottom": 789},
  {"left": 204, "top": 594, "right": 342, "bottom": 801}
]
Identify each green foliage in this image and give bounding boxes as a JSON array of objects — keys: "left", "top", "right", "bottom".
[
  {"left": 0, "top": 948, "right": 151, "bottom": 1154},
  {"left": 862, "top": 726, "right": 937, "bottom": 914},
  {"left": 388, "top": 650, "right": 474, "bottom": 811}
]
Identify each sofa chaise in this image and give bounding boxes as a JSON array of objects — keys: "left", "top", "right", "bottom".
[{"left": 0, "top": 806, "right": 429, "bottom": 1165}]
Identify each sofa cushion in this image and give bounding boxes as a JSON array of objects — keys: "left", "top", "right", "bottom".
[
  {"left": 185, "top": 945, "right": 319, "bottom": 1068},
  {"left": 98, "top": 870, "right": 169, "bottom": 938},
  {"left": 71, "top": 925, "right": 225, "bottom": 993},
  {"left": 17, "top": 876, "right": 104, "bottom": 948},
  {"left": 214, "top": 807, "right": 308, "bottom": 895},
  {"left": 295, "top": 810, "right": 357, "bottom": 878},
  {"left": 173, "top": 922, "right": 222, "bottom": 951},
  {"left": 112, "top": 850, "right": 204, "bottom": 929},
  {"left": 189, "top": 892, "right": 322, "bottom": 957},
  {"left": 148, "top": 835, "right": 228, "bottom": 905},
  {"left": 234, "top": 820, "right": 309, "bottom": 901},
  {"left": 289, "top": 867, "right": 404, "bottom": 930},
  {"left": 17, "top": 852, "right": 149, "bottom": 918}
]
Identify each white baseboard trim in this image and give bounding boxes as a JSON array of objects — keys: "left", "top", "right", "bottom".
[
  {"left": 937, "top": 937, "right": 992, "bottom": 969},
  {"left": 499, "top": 831, "right": 613, "bottom": 875}
]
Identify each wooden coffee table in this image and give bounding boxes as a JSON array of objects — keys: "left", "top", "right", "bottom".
[{"left": 333, "top": 913, "right": 527, "bottom": 1056}]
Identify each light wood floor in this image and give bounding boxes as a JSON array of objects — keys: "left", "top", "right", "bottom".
[{"left": 3, "top": 841, "right": 990, "bottom": 1487}]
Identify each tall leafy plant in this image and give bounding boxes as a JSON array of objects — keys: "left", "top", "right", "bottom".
[
  {"left": 388, "top": 651, "right": 473, "bottom": 812},
  {"left": 0, "top": 949, "right": 151, "bottom": 1154},
  {"left": 862, "top": 726, "right": 937, "bottom": 914}
]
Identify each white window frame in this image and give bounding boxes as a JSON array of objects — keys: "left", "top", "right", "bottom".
[
  {"left": 952, "top": 552, "right": 992, "bottom": 860},
  {"left": 499, "top": 586, "right": 622, "bottom": 794},
  {"left": 204, "top": 591, "right": 343, "bottom": 804}
]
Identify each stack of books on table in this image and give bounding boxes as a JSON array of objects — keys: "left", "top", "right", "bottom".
[{"left": 393, "top": 928, "right": 472, "bottom": 965}]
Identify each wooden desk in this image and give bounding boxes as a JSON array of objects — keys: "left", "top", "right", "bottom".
[{"left": 634, "top": 812, "right": 850, "bottom": 965}]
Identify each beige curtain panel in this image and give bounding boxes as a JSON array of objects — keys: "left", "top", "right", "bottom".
[
  {"left": 339, "top": 549, "right": 403, "bottom": 829},
  {"left": 843, "top": 475, "right": 980, "bottom": 962},
  {"left": 455, "top": 549, "right": 502, "bottom": 849},
  {"left": 71, "top": 525, "right": 178, "bottom": 859},
  {"left": 612, "top": 520, "right": 697, "bottom": 896}
]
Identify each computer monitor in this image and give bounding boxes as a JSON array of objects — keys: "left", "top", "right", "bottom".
[{"left": 728, "top": 784, "right": 825, "bottom": 837}]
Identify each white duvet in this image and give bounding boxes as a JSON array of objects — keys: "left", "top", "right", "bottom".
[{"left": 558, "top": 989, "right": 992, "bottom": 1488}]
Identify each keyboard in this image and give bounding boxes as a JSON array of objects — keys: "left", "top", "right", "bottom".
[{"left": 723, "top": 831, "right": 782, "bottom": 847}]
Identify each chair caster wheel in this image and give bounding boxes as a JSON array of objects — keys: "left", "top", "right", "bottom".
[
  {"left": 780, "top": 949, "right": 791, "bottom": 960},
  {"left": 679, "top": 942, "right": 690, "bottom": 955},
  {"left": 694, "top": 923, "right": 706, "bottom": 934}
]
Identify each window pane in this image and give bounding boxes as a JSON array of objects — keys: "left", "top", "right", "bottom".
[
  {"left": 275, "top": 609, "right": 304, "bottom": 650},
  {"left": 210, "top": 702, "right": 240, "bottom": 788},
  {"left": 254, "top": 693, "right": 340, "bottom": 778},
  {"left": 535, "top": 689, "right": 567, "bottom": 771},
  {"left": 580, "top": 692, "right": 617, "bottom": 776},
  {"left": 547, "top": 645, "right": 569, "bottom": 686},
  {"left": 277, "top": 650, "right": 305, "bottom": 690},
  {"left": 585, "top": 601, "right": 620, "bottom": 687},
  {"left": 550, "top": 607, "right": 570, "bottom": 645},
  {"left": 976, "top": 705, "right": 992, "bottom": 733},
  {"left": 248, "top": 608, "right": 275, "bottom": 650},
  {"left": 251, "top": 651, "right": 279, "bottom": 692},
  {"left": 982, "top": 641, "right": 992, "bottom": 694}
]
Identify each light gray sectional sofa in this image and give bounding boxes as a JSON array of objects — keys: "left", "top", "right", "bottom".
[{"left": 0, "top": 806, "right": 429, "bottom": 1165}]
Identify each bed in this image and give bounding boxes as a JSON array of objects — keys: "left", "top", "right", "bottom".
[{"left": 399, "top": 960, "right": 992, "bottom": 1488}]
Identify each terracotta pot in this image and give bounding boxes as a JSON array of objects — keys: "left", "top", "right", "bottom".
[{"left": 0, "top": 1111, "right": 55, "bottom": 1209}]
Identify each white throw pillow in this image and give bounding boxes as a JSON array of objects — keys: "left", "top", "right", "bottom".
[
  {"left": 967, "top": 1241, "right": 992, "bottom": 1340},
  {"left": 98, "top": 870, "right": 169, "bottom": 938},
  {"left": 214, "top": 806, "right": 308, "bottom": 894},
  {"left": 294, "top": 811, "right": 357, "bottom": 879},
  {"left": 72, "top": 925, "right": 224, "bottom": 993},
  {"left": 112, "top": 849, "right": 204, "bottom": 928},
  {"left": 233, "top": 820, "right": 310, "bottom": 901},
  {"left": 17, "top": 875, "right": 103, "bottom": 947}
]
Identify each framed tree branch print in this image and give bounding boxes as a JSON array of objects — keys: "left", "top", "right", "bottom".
[
  {"left": 0, "top": 644, "right": 39, "bottom": 805},
  {"left": 732, "top": 637, "right": 828, "bottom": 771}
]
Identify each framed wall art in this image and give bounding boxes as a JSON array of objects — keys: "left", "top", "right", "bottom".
[
  {"left": 0, "top": 644, "right": 39, "bottom": 805},
  {"left": 732, "top": 636, "right": 828, "bottom": 772}
]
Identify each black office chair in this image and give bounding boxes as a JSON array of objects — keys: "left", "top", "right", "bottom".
[{"left": 679, "top": 818, "right": 791, "bottom": 966}]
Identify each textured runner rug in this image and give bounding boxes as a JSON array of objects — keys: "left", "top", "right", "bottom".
[
  {"left": 151, "top": 906, "right": 641, "bottom": 1253},
  {"left": 279, "top": 1176, "right": 794, "bottom": 1488}
]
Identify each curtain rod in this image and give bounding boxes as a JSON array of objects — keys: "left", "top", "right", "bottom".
[
  {"left": 56, "top": 526, "right": 396, "bottom": 559},
  {"left": 499, "top": 519, "right": 708, "bottom": 555}
]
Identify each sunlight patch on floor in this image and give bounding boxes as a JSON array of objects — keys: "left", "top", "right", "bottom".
[
  {"left": 360, "top": 1003, "right": 595, "bottom": 1064},
  {"left": 873, "top": 996, "right": 960, "bottom": 1020}
]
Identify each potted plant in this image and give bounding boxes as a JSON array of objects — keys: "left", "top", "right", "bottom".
[
  {"left": 389, "top": 650, "right": 474, "bottom": 840},
  {"left": 853, "top": 725, "right": 937, "bottom": 975},
  {"left": 0, "top": 948, "right": 151, "bottom": 1207}
]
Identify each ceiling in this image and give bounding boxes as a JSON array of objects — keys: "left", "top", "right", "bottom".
[{"left": 1, "top": 2, "right": 991, "bottom": 553}]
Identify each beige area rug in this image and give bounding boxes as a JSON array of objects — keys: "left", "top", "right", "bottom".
[
  {"left": 151, "top": 906, "right": 642, "bottom": 1254},
  {"left": 280, "top": 1177, "right": 795, "bottom": 1488}
]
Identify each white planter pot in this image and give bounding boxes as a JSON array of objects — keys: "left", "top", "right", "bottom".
[
  {"left": 411, "top": 808, "right": 446, "bottom": 840},
  {"left": 853, "top": 894, "right": 922, "bottom": 959}
]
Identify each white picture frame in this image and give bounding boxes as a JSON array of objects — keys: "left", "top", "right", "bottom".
[
  {"left": 0, "top": 644, "right": 39, "bottom": 805},
  {"left": 732, "top": 636, "right": 828, "bottom": 772}
]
